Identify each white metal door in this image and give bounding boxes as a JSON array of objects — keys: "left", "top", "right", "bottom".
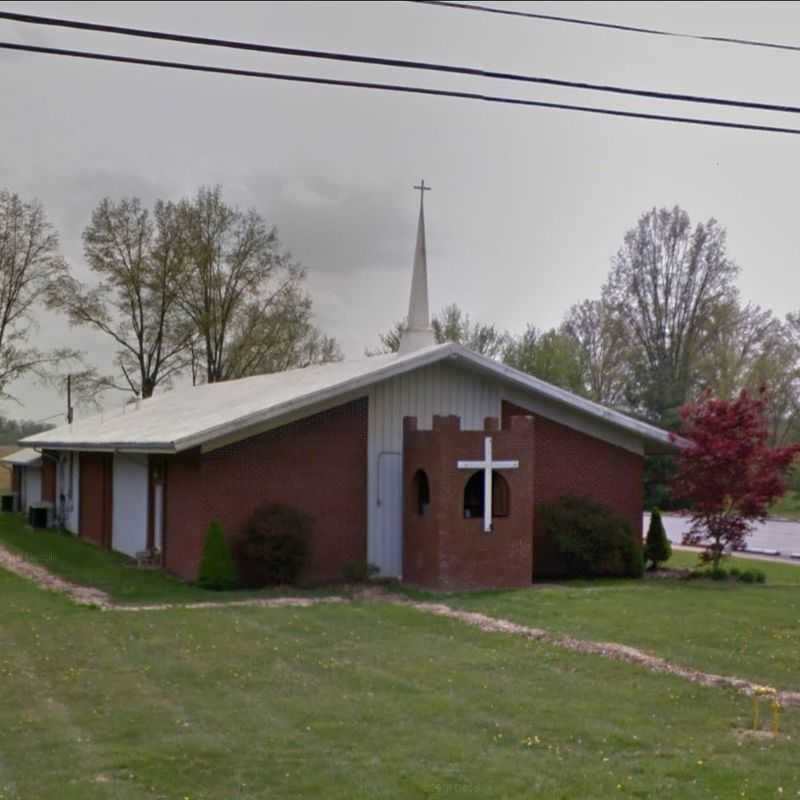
[
  {"left": 24, "top": 468, "right": 41, "bottom": 513},
  {"left": 375, "top": 452, "right": 403, "bottom": 577},
  {"left": 112, "top": 454, "right": 148, "bottom": 557}
]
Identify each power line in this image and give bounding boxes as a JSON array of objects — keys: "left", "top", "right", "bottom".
[
  {"left": 3, "top": 40, "right": 800, "bottom": 138},
  {"left": 410, "top": 0, "right": 800, "bottom": 54},
  {"left": 1, "top": 10, "right": 800, "bottom": 116}
]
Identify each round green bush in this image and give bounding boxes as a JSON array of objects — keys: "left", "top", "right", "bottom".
[
  {"left": 235, "top": 503, "right": 312, "bottom": 587},
  {"left": 537, "top": 495, "right": 643, "bottom": 579}
]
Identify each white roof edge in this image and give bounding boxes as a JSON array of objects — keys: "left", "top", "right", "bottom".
[
  {"left": 1, "top": 447, "right": 44, "bottom": 466},
  {"left": 20, "top": 443, "right": 176, "bottom": 454},
  {"left": 171, "top": 344, "right": 459, "bottom": 452},
  {"left": 20, "top": 345, "right": 457, "bottom": 453},
  {"left": 448, "top": 345, "right": 686, "bottom": 451},
  {"left": 21, "top": 342, "right": 684, "bottom": 454}
]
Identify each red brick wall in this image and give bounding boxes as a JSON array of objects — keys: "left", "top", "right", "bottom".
[
  {"left": 163, "top": 398, "right": 368, "bottom": 583},
  {"left": 502, "top": 401, "right": 643, "bottom": 578},
  {"left": 79, "top": 452, "right": 113, "bottom": 547},
  {"left": 403, "top": 415, "right": 535, "bottom": 590}
]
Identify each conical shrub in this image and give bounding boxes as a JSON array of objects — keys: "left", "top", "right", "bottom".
[
  {"left": 197, "top": 519, "right": 238, "bottom": 590},
  {"left": 644, "top": 508, "right": 672, "bottom": 570}
]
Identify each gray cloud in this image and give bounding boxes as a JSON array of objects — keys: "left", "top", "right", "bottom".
[{"left": 2, "top": 0, "right": 800, "bottom": 420}]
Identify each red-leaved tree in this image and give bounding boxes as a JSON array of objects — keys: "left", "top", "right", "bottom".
[{"left": 672, "top": 388, "right": 800, "bottom": 568}]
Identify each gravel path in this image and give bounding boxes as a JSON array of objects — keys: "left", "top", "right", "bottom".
[
  {"left": 3, "top": 543, "right": 798, "bottom": 706},
  {"left": 0, "top": 544, "right": 112, "bottom": 608},
  {"left": 0, "top": 543, "right": 344, "bottom": 611},
  {"left": 382, "top": 596, "right": 800, "bottom": 707}
]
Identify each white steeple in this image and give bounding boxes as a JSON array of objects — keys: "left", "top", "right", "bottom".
[{"left": 398, "top": 180, "right": 436, "bottom": 355}]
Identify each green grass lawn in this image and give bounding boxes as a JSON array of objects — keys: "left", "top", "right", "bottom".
[
  {"left": 0, "top": 514, "right": 333, "bottom": 605},
  {"left": 1, "top": 565, "right": 799, "bottom": 799},
  {"left": 437, "top": 551, "right": 800, "bottom": 691}
]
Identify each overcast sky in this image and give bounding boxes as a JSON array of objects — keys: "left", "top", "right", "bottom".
[{"left": 2, "top": 0, "right": 800, "bottom": 422}]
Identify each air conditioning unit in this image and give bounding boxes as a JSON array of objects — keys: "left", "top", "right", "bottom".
[{"left": 28, "top": 502, "right": 53, "bottom": 529}]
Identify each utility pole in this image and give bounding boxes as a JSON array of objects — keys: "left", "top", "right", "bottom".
[{"left": 67, "top": 374, "right": 73, "bottom": 424}]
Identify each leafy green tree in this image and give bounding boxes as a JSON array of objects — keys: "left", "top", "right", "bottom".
[
  {"left": 748, "top": 315, "right": 800, "bottom": 446},
  {"left": 503, "top": 325, "right": 585, "bottom": 395},
  {"left": 696, "top": 302, "right": 800, "bottom": 446},
  {"left": 644, "top": 509, "right": 672, "bottom": 570},
  {"left": 695, "top": 300, "right": 777, "bottom": 402},
  {"left": 197, "top": 520, "right": 238, "bottom": 590}
]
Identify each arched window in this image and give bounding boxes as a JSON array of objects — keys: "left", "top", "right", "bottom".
[
  {"left": 492, "top": 472, "right": 510, "bottom": 517},
  {"left": 463, "top": 471, "right": 483, "bottom": 519},
  {"left": 463, "top": 471, "right": 511, "bottom": 519},
  {"left": 412, "top": 469, "right": 430, "bottom": 516}
]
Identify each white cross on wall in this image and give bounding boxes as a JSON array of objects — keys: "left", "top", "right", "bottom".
[{"left": 457, "top": 436, "right": 519, "bottom": 533}]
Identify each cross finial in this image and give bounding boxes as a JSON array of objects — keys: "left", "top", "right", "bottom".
[{"left": 413, "top": 179, "right": 431, "bottom": 198}]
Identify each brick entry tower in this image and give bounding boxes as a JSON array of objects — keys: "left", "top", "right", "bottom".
[{"left": 402, "top": 414, "right": 535, "bottom": 590}]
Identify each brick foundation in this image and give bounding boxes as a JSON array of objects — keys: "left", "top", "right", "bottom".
[
  {"left": 502, "top": 401, "right": 643, "bottom": 578},
  {"left": 163, "top": 397, "right": 368, "bottom": 583}
]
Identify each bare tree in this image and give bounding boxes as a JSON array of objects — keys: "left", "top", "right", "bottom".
[
  {"left": 0, "top": 190, "right": 76, "bottom": 399},
  {"left": 604, "top": 206, "right": 739, "bottom": 426},
  {"left": 47, "top": 197, "right": 190, "bottom": 398},
  {"left": 562, "top": 298, "right": 631, "bottom": 406},
  {"left": 219, "top": 284, "right": 341, "bottom": 379},
  {"left": 176, "top": 186, "right": 340, "bottom": 383}
]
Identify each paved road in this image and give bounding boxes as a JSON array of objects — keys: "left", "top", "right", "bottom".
[{"left": 644, "top": 513, "right": 800, "bottom": 559}]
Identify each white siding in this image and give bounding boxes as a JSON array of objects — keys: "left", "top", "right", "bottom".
[
  {"left": 22, "top": 467, "right": 41, "bottom": 513},
  {"left": 112, "top": 453, "right": 149, "bottom": 557},
  {"left": 367, "top": 361, "right": 501, "bottom": 576},
  {"left": 55, "top": 452, "right": 80, "bottom": 533}
]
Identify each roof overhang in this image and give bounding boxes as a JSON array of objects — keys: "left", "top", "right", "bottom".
[
  {"left": 1, "top": 448, "right": 44, "bottom": 467},
  {"left": 21, "top": 343, "right": 685, "bottom": 455}
]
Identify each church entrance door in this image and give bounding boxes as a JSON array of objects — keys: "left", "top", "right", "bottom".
[{"left": 377, "top": 451, "right": 403, "bottom": 576}]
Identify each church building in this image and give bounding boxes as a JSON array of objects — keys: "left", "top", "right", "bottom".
[{"left": 21, "top": 185, "right": 677, "bottom": 589}]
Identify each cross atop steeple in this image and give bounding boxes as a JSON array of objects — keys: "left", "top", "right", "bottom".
[
  {"left": 398, "top": 180, "right": 436, "bottom": 355},
  {"left": 413, "top": 179, "right": 431, "bottom": 199}
]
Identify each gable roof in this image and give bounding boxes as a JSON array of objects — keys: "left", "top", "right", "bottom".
[{"left": 21, "top": 343, "right": 681, "bottom": 454}]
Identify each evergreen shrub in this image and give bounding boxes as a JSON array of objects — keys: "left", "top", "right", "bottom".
[{"left": 537, "top": 495, "right": 643, "bottom": 579}]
